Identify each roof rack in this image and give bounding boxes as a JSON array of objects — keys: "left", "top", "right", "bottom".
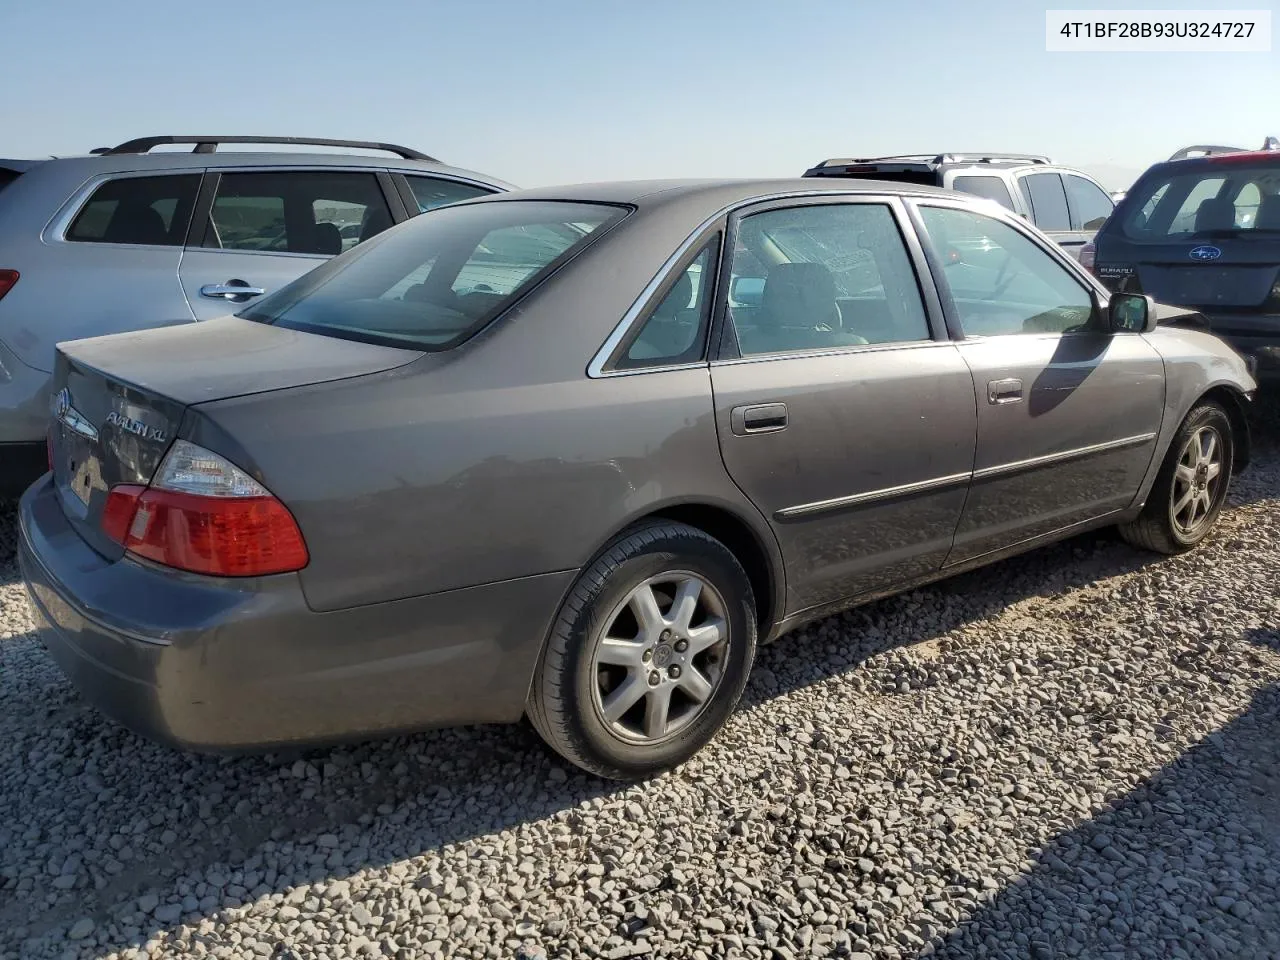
[
  {"left": 936, "top": 152, "right": 1051, "bottom": 165},
  {"left": 91, "top": 136, "right": 437, "bottom": 162},
  {"left": 1167, "top": 144, "right": 1247, "bottom": 162},
  {"left": 810, "top": 152, "right": 1050, "bottom": 170}
]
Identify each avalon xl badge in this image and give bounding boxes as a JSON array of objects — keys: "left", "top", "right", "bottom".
[
  {"left": 1189, "top": 245, "right": 1222, "bottom": 262},
  {"left": 105, "top": 410, "right": 167, "bottom": 443}
]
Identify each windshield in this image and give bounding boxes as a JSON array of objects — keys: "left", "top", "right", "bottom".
[
  {"left": 239, "top": 200, "right": 627, "bottom": 350},
  {"left": 1121, "top": 160, "right": 1280, "bottom": 241}
]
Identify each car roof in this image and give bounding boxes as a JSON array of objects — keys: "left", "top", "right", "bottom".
[
  {"left": 18, "top": 150, "right": 513, "bottom": 188},
  {"left": 473, "top": 177, "right": 963, "bottom": 212}
]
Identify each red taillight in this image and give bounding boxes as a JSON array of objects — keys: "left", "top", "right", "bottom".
[
  {"left": 99, "top": 440, "right": 308, "bottom": 577},
  {"left": 0, "top": 270, "right": 18, "bottom": 301},
  {"left": 1079, "top": 241, "right": 1096, "bottom": 274},
  {"left": 46, "top": 431, "right": 54, "bottom": 474},
  {"left": 119, "top": 488, "right": 308, "bottom": 576},
  {"left": 101, "top": 484, "right": 146, "bottom": 545}
]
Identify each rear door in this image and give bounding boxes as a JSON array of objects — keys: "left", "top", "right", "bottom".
[
  {"left": 707, "top": 196, "right": 977, "bottom": 617},
  {"left": 178, "top": 169, "right": 400, "bottom": 319},
  {"left": 1016, "top": 170, "right": 1093, "bottom": 260},
  {"left": 911, "top": 199, "right": 1165, "bottom": 563},
  {"left": 1063, "top": 172, "right": 1116, "bottom": 239}
]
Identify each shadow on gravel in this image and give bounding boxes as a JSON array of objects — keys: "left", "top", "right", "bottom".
[
  {"left": 0, "top": 512, "right": 1233, "bottom": 955},
  {"left": 2, "top": 410, "right": 1277, "bottom": 956},
  {"left": 928, "top": 626, "right": 1280, "bottom": 960}
]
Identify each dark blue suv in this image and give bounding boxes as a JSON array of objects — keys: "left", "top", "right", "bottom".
[{"left": 1089, "top": 142, "right": 1280, "bottom": 385}]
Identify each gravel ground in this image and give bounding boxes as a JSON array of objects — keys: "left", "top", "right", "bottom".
[{"left": 1, "top": 404, "right": 1277, "bottom": 960}]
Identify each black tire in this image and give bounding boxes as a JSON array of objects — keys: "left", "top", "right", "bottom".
[
  {"left": 1119, "top": 401, "right": 1234, "bottom": 555},
  {"left": 527, "top": 520, "right": 757, "bottom": 780}
]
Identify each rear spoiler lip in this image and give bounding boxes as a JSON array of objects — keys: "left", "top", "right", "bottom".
[{"left": 0, "top": 159, "right": 44, "bottom": 173}]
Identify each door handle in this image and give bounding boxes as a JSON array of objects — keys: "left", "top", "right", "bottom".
[
  {"left": 731, "top": 402, "right": 788, "bottom": 436},
  {"left": 987, "top": 378, "right": 1024, "bottom": 404},
  {"left": 200, "top": 281, "right": 266, "bottom": 301}
]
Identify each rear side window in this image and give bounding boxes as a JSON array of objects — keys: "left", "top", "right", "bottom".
[
  {"left": 1021, "top": 173, "right": 1071, "bottom": 231},
  {"left": 201, "top": 171, "right": 393, "bottom": 255},
  {"left": 1063, "top": 174, "right": 1114, "bottom": 230},
  {"left": 952, "top": 175, "right": 1016, "bottom": 211},
  {"left": 67, "top": 175, "right": 200, "bottom": 246},
  {"left": 405, "top": 176, "right": 493, "bottom": 213},
  {"left": 617, "top": 238, "right": 719, "bottom": 369},
  {"left": 726, "top": 203, "right": 931, "bottom": 355},
  {"left": 240, "top": 200, "right": 626, "bottom": 351},
  {"left": 1121, "top": 161, "right": 1280, "bottom": 240}
]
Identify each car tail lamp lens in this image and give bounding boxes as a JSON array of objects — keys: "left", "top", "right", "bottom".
[
  {"left": 1079, "top": 242, "right": 1096, "bottom": 273},
  {"left": 100, "top": 441, "right": 308, "bottom": 577},
  {"left": 0, "top": 270, "right": 17, "bottom": 301},
  {"left": 46, "top": 431, "right": 53, "bottom": 474},
  {"left": 101, "top": 484, "right": 145, "bottom": 544}
]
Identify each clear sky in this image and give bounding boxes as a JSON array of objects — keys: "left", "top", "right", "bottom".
[{"left": 4, "top": 0, "right": 1277, "bottom": 191}]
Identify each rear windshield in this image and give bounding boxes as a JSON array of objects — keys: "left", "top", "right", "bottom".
[
  {"left": 1120, "top": 160, "right": 1280, "bottom": 241},
  {"left": 240, "top": 200, "right": 627, "bottom": 350},
  {"left": 0, "top": 168, "right": 22, "bottom": 195}
]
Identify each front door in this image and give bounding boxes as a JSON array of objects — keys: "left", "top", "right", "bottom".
[
  {"left": 708, "top": 197, "right": 977, "bottom": 617},
  {"left": 179, "top": 169, "right": 398, "bottom": 319},
  {"left": 913, "top": 201, "right": 1166, "bottom": 563}
]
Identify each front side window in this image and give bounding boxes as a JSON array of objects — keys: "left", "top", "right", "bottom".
[
  {"left": 1064, "top": 174, "right": 1114, "bottom": 230},
  {"left": 1021, "top": 173, "right": 1071, "bottom": 231},
  {"left": 1122, "top": 161, "right": 1280, "bottom": 240},
  {"left": 201, "top": 171, "right": 393, "bottom": 255},
  {"left": 406, "top": 176, "right": 493, "bottom": 213},
  {"left": 725, "top": 203, "right": 930, "bottom": 356},
  {"left": 919, "top": 205, "right": 1095, "bottom": 337},
  {"left": 952, "top": 175, "right": 1016, "bottom": 212},
  {"left": 240, "top": 200, "right": 625, "bottom": 351},
  {"left": 618, "top": 239, "right": 718, "bottom": 369},
  {"left": 67, "top": 175, "right": 200, "bottom": 246}
]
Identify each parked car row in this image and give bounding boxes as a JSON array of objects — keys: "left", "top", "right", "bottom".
[
  {"left": 16, "top": 146, "right": 1258, "bottom": 777},
  {"left": 802, "top": 152, "right": 1116, "bottom": 262}
]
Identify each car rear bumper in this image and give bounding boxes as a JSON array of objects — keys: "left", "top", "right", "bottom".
[{"left": 18, "top": 475, "right": 572, "bottom": 752}]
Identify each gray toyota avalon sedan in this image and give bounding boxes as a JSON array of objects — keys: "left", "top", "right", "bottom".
[{"left": 19, "top": 178, "right": 1256, "bottom": 780}]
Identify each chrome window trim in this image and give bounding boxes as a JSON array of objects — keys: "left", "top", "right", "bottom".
[
  {"left": 586, "top": 188, "right": 940, "bottom": 379},
  {"left": 775, "top": 431, "right": 1158, "bottom": 520}
]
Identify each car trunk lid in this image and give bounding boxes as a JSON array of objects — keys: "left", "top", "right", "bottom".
[
  {"left": 50, "top": 315, "right": 421, "bottom": 559},
  {"left": 1132, "top": 245, "right": 1280, "bottom": 310}
]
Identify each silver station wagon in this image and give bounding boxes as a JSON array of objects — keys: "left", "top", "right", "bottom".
[{"left": 20, "top": 178, "right": 1256, "bottom": 780}]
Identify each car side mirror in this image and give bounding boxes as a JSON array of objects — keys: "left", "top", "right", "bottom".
[{"left": 1108, "top": 292, "right": 1157, "bottom": 334}]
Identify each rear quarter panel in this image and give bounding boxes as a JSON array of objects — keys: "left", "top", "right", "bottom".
[
  {"left": 0, "top": 162, "right": 196, "bottom": 374},
  {"left": 194, "top": 202, "right": 783, "bottom": 614}
]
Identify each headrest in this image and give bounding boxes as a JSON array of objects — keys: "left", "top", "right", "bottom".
[
  {"left": 1194, "top": 196, "right": 1236, "bottom": 233},
  {"left": 760, "top": 262, "right": 840, "bottom": 329}
]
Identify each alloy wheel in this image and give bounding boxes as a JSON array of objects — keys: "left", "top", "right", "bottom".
[
  {"left": 589, "top": 572, "right": 730, "bottom": 745},
  {"left": 1170, "top": 424, "right": 1224, "bottom": 537}
]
